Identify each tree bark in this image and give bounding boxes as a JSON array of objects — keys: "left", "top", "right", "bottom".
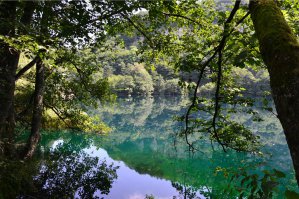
[
  {"left": 0, "top": 1, "right": 37, "bottom": 157},
  {"left": 24, "top": 58, "right": 44, "bottom": 159},
  {"left": 249, "top": 0, "right": 299, "bottom": 185},
  {"left": 22, "top": 2, "right": 52, "bottom": 159},
  {"left": 0, "top": 2, "right": 19, "bottom": 155},
  {"left": 19, "top": 1, "right": 36, "bottom": 28}
]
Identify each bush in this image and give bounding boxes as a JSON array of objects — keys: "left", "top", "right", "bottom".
[
  {"left": 131, "top": 63, "right": 154, "bottom": 95},
  {"left": 108, "top": 75, "right": 135, "bottom": 95},
  {"left": 152, "top": 74, "right": 166, "bottom": 94},
  {"left": 164, "top": 79, "right": 183, "bottom": 95}
]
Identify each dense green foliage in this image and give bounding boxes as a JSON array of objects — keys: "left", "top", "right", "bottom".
[
  {"left": 109, "top": 0, "right": 299, "bottom": 153},
  {"left": 0, "top": 134, "right": 118, "bottom": 198},
  {"left": 1, "top": 0, "right": 299, "bottom": 197},
  {"left": 4, "top": 0, "right": 298, "bottom": 145},
  {"left": 81, "top": 36, "right": 271, "bottom": 98},
  {"left": 3, "top": 97, "right": 293, "bottom": 198}
]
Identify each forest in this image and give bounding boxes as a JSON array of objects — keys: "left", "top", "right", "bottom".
[{"left": 1, "top": 0, "right": 299, "bottom": 198}]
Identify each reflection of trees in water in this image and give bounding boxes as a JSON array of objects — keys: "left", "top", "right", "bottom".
[
  {"left": 171, "top": 181, "right": 228, "bottom": 199},
  {"left": 99, "top": 96, "right": 285, "bottom": 149},
  {"left": 34, "top": 143, "right": 118, "bottom": 198},
  {"left": 95, "top": 95, "right": 295, "bottom": 197},
  {"left": 172, "top": 182, "right": 201, "bottom": 199},
  {"left": 98, "top": 96, "right": 186, "bottom": 129},
  {"left": 2, "top": 96, "right": 287, "bottom": 198},
  {"left": 0, "top": 140, "right": 118, "bottom": 198},
  {"left": 129, "top": 97, "right": 154, "bottom": 126},
  {"left": 104, "top": 137, "right": 257, "bottom": 197}
]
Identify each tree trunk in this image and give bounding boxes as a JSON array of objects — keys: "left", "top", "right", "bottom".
[
  {"left": 0, "top": 1, "right": 37, "bottom": 157},
  {"left": 24, "top": 58, "right": 44, "bottom": 159},
  {"left": 0, "top": 2, "right": 19, "bottom": 155},
  {"left": 19, "top": 1, "right": 36, "bottom": 28},
  {"left": 249, "top": 0, "right": 299, "bottom": 185}
]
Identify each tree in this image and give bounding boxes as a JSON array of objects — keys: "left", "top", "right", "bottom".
[
  {"left": 249, "top": 0, "right": 299, "bottom": 185},
  {"left": 0, "top": 132, "right": 118, "bottom": 198},
  {"left": 0, "top": 1, "right": 170, "bottom": 158},
  {"left": 2, "top": 0, "right": 299, "bottom": 189},
  {"left": 0, "top": 2, "right": 18, "bottom": 155},
  {"left": 119, "top": 0, "right": 299, "bottom": 186},
  {"left": 0, "top": 1, "right": 36, "bottom": 156}
]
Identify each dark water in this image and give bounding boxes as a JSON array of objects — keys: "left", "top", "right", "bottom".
[{"left": 3, "top": 96, "right": 298, "bottom": 198}]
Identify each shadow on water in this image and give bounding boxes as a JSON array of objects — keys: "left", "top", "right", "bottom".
[{"left": 1, "top": 96, "right": 298, "bottom": 198}]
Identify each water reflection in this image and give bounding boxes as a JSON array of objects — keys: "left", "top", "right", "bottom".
[
  {"left": 90, "top": 96, "right": 296, "bottom": 198},
  {"left": 0, "top": 134, "right": 118, "bottom": 198},
  {"left": 1, "top": 96, "right": 297, "bottom": 198},
  {"left": 34, "top": 143, "right": 118, "bottom": 198},
  {"left": 84, "top": 147, "right": 202, "bottom": 199}
]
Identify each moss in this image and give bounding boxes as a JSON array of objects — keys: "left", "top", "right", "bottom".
[{"left": 250, "top": 0, "right": 299, "bottom": 87}]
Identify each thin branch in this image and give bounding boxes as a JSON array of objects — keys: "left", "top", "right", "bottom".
[
  {"left": 87, "top": 7, "right": 127, "bottom": 24},
  {"left": 228, "top": 11, "right": 250, "bottom": 36},
  {"left": 212, "top": 50, "right": 226, "bottom": 152},
  {"left": 183, "top": 66, "right": 205, "bottom": 151},
  {"left": 15, "top": 56, "right": 39, "bottom": 81},
  {"left": 162, "top": 12, "right": 202, "bottom": 26},
  {"left": 44, "top": 102, "right": 71, "bottom": 129},
  {"left": 225, "top": 1, "right": 241, "bottom": 24},
  {"left": 120, "top": 13, "right": 155, "bottom": 49},
  {"left": 183, "top": 0, "right": 242, "bottom": 151},
  {"left": 71, "top": 62, "right": 90, "bottom": 92},
  {"left": 210, "top": 0, "right": 241, "bottom": 151},
  {"left": 236, "top": 11, "right": 250, "bottom": 26},
  {"left": 68, "top": 60, "right": 96, "bottom": 99},
  {"left": 183, "top": 35, "right": 223, "bottom": 151}
]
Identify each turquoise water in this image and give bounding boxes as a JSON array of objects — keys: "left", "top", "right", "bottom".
[
  {"left": 93, "top": 96, "right": 296, "bottom": 198},
  {"left": 5, "top": 96, "right": 297, "bottom": 198}
]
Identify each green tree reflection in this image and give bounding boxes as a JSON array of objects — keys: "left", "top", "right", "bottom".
[{"left": 0, "top": 141, "right": 118, "bottom": 199}]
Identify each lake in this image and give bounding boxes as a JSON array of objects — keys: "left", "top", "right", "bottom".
[{"left": 4, "top": 96, "right": 298, "bottom": 198}]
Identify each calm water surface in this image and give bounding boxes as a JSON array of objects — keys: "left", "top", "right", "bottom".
[{"left": 40, "top": 96, "right": 297, "bottom": 198}]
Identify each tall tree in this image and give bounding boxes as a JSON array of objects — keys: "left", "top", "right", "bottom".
[
  {"left": 0, "top": 0, "right": 170, "bottom": 158},
  {"left": 123, "top": 0, "right": 299, "bottom": 186},
  {"left": 24, "top": 1, "right": 48, "bottom": 159},
  {"left": 249, "top": 0, "right": 299, "bottom": 185},
  {"left": 24, "top": 58, "right": 44, "bottom": 159},
  {"left": 0, "top": 2, "right": 32, "bottom": 155}
]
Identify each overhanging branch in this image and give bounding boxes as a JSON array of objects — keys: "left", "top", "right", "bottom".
[
  {"left": 183, "top": 0, "right": 242, "bottom": 151},
  {"left": 121, "top": 13, "right": 155, "bottom": 49},
  {"left": 212, "top": 49, "right": 226, "bottom": 151},
  {"left": 162, "top": 12, "right": 202, "bottom": 26}
]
